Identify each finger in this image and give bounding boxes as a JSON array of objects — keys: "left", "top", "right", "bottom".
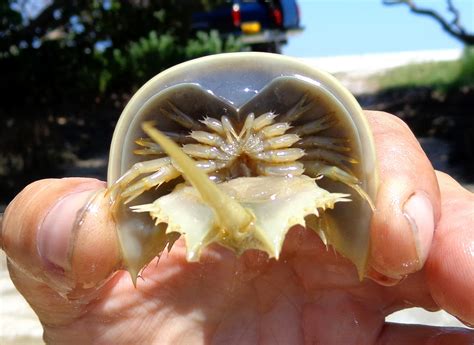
[
  {"left": 371, "top": 172, "right": 473, "bottom": 326},
  {"left": 425, "top": 171, "right": 474, "bottom": 325},
  {"left": 365, "top": 111, "right": 440, "bottom": 282},
  {"left": 1, "top": 178, "right": 121, "bottom": 326},
  {"left": 377, "top": 322, "right": 474, "bottom": 345}
]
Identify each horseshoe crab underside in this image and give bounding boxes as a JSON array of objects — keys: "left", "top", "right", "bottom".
[{"left": 106, "top": 53, "right": 378, "bottom": 283}]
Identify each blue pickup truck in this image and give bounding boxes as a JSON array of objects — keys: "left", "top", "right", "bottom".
[{"left": 192, "top": 0, "right": 303, "bottom": 53}]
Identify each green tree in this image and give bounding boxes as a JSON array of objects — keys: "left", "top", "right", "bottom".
[{"left": 0, "top": 0, "right": 241, "bottom": 201}]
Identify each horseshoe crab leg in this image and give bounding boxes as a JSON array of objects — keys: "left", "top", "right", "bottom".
[
  {"left": 108, "top": 157, "right": 176, "bottom": 202},
  {"left": 288, "top": 112, "right": 337, "bottom": 136},
  {"left": 278, "top": 93, "right": 312, "bottom": 123},
  {"left": 294, "top": 136, "right": 351, "bottom": 153},
  {"left": 301, "top": 149, "right": 358, "bottom": 167},
  {"left": 263, "top": 134, "right": 301, "bottom": 150},
  {"left": 133, "top": 138, "right": 167, "bottom": 156},
  {"left": 253, "top": 112, "right": 277, "bottom": 131},
  {"left": 305, "top": 162, "right": 375, "bottom": 211},
  {"left": 120, "top": 165, "right": 181, "bottom": 204},
  {"left": 161, "top": 101, "right": 204, "bottom": 130},
  {"left": 255, "top": 161, "right": 305, "bottom": 176}
]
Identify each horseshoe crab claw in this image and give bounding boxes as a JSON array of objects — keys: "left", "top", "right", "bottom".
[{"left": 107, "top": 53, "right": 378, "bottom": 283}]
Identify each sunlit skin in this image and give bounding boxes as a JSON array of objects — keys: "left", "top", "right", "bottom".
[{"left": 1, "top": 112, "right": 473, "bottom": 344}]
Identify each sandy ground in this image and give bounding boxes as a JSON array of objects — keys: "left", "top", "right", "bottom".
[
  {"left": 0, "top": 253, "right": 44, "bottom": 345},
  {"left": 1, "top": 49, "right": 472, "bottom": 344}
]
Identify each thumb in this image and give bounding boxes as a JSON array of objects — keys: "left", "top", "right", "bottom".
[{"left": 1, "top": 178, "right": 121, "bottom": 326}]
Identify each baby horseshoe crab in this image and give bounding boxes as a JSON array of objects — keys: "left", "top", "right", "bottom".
[{"left": 107, "top": 53, "right": 378, "bottom": 283}]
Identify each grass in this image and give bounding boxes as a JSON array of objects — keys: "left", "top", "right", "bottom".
[{"left": 375, "top": 46, "right": 474, "bottom": 92}]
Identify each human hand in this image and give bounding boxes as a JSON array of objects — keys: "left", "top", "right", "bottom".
[{"left": 1, "top": 111, "right": 472, "bottom": 344}]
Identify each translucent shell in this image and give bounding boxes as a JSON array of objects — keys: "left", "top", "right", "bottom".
[{"left": 107, "top": 53, "right": 378, "bottom": 282}]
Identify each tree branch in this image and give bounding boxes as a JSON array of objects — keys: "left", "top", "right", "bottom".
[
  {"left": 446, "top": 0, "right": 465, "bottom": 35},
  {"left": 382, "top": 0, "right": 474, "bottom": 45},
  {"left": 2, "top": 0, "right": 74, "bottom": 48}
]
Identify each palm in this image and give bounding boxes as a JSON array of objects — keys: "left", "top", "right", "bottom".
[{"left": 70, "top": 227, "right": 425, "bottom": 345}]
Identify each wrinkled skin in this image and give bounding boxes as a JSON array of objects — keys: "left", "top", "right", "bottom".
[{"left": 1, "top": 111, "right": 473, "bottom": 344}]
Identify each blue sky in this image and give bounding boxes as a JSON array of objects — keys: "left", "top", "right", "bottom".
[{"left": 283, "top": 0, "right": 474, "bottom": 57}]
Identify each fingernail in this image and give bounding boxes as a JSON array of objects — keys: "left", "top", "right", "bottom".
[
  {"left": 403, "top": 192, "right": 435, "bottom": 268},
  {"left": 366, "top": 266, "right": 403, "bottom": 287},
  {"left": 38, "top": 187, "right": 99, "bottom": 272}
]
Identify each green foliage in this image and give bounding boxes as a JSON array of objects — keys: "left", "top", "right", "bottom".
[
  {"left": 376, "top": 60, "right": 461, "bottom": 90},
  {"left": 97, "top": 30, "right": 243, "bottom": 94},
  {"left": 185, "top": 30, "right": 243, "bottom": 59},
  {"left": 0, "top": 0, "right": 21, "bottom": 35},
  {"left": 0, "top": 0, "right": 244, "bottom": 103},
  {"left": 375, "top": 47, "right": 474, "bottom": 92},
  {"left": 457, "top": 46, "right": 474, "bottom": 88},
  {"left": 0, "top": 0, "right": 245, "bottom": 199},
  {"left": 106, "top": 31, "right": 180, "bottom": 90}
]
